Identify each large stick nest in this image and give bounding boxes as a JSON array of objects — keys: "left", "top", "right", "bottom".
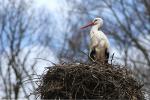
[{"left": 36, "top": 62, "right": 144, "bottom": 100}]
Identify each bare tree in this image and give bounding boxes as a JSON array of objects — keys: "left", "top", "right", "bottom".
[{"left": 0, "top": 0, "right": 54, "bottom": 99}]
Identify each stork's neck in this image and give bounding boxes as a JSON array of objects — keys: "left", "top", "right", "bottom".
[
  {"left": 90, "top": 25, "right": 103, "bottom": 38},
  {"left": 91, "top": 25, "right": 100, "bottom": 32}
]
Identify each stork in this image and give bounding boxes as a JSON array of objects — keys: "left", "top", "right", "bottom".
[{"left": 80, "top": 17, "right": 110, "bottom": 63}]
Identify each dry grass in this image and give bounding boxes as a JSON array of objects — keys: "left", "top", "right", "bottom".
[{"left": 36, "top": 62, "right": 144, "bottom": 100}]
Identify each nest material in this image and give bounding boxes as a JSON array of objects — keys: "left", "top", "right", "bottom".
[{"left": 36, "top": 62, "right": 144, "bottom": 100}]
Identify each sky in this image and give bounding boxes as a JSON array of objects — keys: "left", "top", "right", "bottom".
[
  {"left": 34, "top": 0, "right": 60, "bottom": 11},
  {"left": 34, "top": 0, "right": 68, "bottom": 13},
  {"left": 33, "top": 0, "right": 70, "bottom": 44}
]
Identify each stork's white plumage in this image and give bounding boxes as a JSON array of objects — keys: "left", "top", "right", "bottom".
[{"left": 81, "top": 17, "right": 110, "bottom": 63}]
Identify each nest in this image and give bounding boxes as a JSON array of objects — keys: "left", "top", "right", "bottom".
[{"left": 36, "top": 62, "right": 144, "bottom": 100}]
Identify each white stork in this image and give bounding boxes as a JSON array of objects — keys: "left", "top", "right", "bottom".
[{"left": 80, "top": 17, "right": 110, "bottom": 63}]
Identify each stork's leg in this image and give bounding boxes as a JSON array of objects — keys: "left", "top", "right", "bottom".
[
  {"left": 105, "top": 48, "right": 109, "bottom": 63},
  {"left": 89, "top": 48, "right": 96, "bottom": 62}
]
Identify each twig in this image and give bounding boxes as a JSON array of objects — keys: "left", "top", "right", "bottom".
[{"left": 34, "top": 58, "right": 57, "bottom": 66}]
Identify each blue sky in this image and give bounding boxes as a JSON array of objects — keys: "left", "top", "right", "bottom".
[
  {"left": 34, "top": 0, "right": 60, "bottom": 11},
  {"left": 34, "top": 0, "right": 67, "bottom": 13}
]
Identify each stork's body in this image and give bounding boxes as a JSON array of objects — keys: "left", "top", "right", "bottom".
[{"left": 81, "top": 18, "right": 110, "bottom": 63}]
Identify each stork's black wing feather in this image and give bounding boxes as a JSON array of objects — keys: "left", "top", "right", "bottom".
[
  {"left": 105, "top": 48, "right": 109, "bottom": 63},
  {"left": 89, "top": 48, "right": 96, "bottom": 60}
]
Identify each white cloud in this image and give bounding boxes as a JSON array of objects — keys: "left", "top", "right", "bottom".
[{"left": 34, "top": 0, "right": 63, "bottom": 12}]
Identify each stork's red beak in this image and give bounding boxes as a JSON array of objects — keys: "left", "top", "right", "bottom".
[{"left": 80, "top": 22, "right": 95, "bottom": 29}]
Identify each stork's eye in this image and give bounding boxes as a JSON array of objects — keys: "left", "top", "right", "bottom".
[{"left": 94, "top": 19, "right": 97, "bottom": 22}]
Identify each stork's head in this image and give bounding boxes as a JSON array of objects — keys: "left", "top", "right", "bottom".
[{"left": 80, "top": 17, "right": 103, "bottom": 29}]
